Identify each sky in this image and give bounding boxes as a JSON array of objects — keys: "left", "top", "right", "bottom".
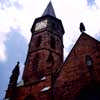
[{"left": 0, "top": 0, "right": 100, "bottom": 99}]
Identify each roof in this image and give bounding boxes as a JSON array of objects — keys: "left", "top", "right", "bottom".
[
  {"left": 42, "top": 1, "right": 56, "bottom": 17},
  {"left": 55, "top": 32, "right": 100, "bottom": 79}
]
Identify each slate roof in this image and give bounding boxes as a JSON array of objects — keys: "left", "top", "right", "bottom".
[{"left": 42, "top": 1, "right": 56, "bottom": 17}]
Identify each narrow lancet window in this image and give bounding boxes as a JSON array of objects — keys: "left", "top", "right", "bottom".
[
  {"left": 35, "top": 36, "right": 42, "bottom": 47},
  {"left": 50, "top": 35, "right": 55, "bottom": 49},
  {"left": 85, "top": 55, "right": 93, "bottom": 70}
]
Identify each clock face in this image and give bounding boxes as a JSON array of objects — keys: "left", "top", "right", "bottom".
[{"left": 35, "top": 20, "right": 47, "bottom": 31}]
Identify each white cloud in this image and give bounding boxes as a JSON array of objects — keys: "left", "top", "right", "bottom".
[
  {"left": 53, "top": 0, "right": 100, "bottom": 57},
  {"left": 95, "top": 0, "right": 100, "bottom": 8},
  {"left": 0, "top": 42, "right": 6, "bottom": 61},
  {"left": 0, "top": 0, "right": 50, "bottom": 61},
  {"left": 0, "top": 0, "right": 100, "bottom": 61}
]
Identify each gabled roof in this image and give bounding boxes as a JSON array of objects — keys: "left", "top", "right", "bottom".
[
  {"left": 55, "top": 32, "right": 100, "bottom": 79},
  {"left": 42, "top": 1, "right": 56, "bottom": 17},
  {"left": 54, "top": 32, "right": 100, "bottom": 100}
]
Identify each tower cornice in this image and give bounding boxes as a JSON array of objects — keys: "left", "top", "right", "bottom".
[{"left": 31, "top": 15, "right": 65, "bottom": 34}]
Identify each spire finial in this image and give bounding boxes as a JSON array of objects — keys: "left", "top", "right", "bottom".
[
  {"left": 80, "top": 22, "right": 86, "bottom": 33},
  {"left": 42, "top": 1, "right": 56, "bottom": 17}
]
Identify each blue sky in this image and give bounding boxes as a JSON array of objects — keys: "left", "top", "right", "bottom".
[
  {"left": 0, "top": 28, "right": 27, "bottom": 99},
  {"left": 0, "top": 0, "right": 100, "bottom": 99},
  {"left": 87, "top": 0, "right": 95, "bottom": 6}
]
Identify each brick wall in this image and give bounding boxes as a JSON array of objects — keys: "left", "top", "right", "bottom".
[{"left": 54, "top": 33, "right": 100, "bottom": 100}]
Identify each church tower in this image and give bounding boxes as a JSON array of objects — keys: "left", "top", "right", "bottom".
[
  {"left": 5, "top": 1, "right": 100, "bottom": 100},
  {"left": 22, "top": 2, "right": 64, "bottom": 84},
  {"left": 5, "top": 2, "right": 65, "bottom": 100}
]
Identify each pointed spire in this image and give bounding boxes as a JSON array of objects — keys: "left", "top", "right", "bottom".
[
  {"left": 9, "top": 61, "right": 20, "bottom": 86},
  {"left": 5, "top": 62, "right": 20, "bottom": 99},
  {"left": 12, "top": 61, "right": 20, "bottom": 74},
  {"left": 42, "top": 1, "right": 56, "bottom": 17}
]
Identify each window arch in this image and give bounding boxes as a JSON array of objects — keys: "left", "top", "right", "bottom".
[
  {"left": 85, "top": 55, "right": 93, "bottom": 68},
  {"left": 85, "top": 55, "right": 95, "bottom": 81},
  {"left": 50, "top": 35, "right": 56, "bottom": 49},
  {"left": 35, "top": 36, "right": 42, "bottom": 48},
  {"left": 32, "top": 54, "right": 40, "bottom": 78},
  {"left": 47, "top": 52, "right": 54, "bottom": 64}
]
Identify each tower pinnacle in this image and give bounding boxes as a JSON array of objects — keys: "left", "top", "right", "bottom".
[{"left": 42, "top": 1, "right": 56, "bottom": 17}]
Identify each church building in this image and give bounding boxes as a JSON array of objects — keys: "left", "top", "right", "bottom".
[{"left": 5, "top": 2, "right": 100, "bottom": 100}]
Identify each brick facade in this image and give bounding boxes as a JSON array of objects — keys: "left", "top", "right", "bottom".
[
  {"left": 5, "top": 2, "right": 100, "bottom": 100},
  {"left": 54, "top": 33, "right": 100, "bottom": 100}
]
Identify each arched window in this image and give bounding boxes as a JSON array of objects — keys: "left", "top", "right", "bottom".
[
  {"left": 50, "top": 35, "right": 56, "bottom": 49},
  {"left": 47, "top": 52, "right": 54, "bottom": 64},
  {"left": 35, "top": 36, "right": 42, "bottom": 47},
  {"left": 85, "top": 55, "right": 95, "bottom": 81},
  {"left": 85, "top": 55, "right": 93, "bottom": 68},
  {"left": 32, "top": 54, "right": 39, "bottom": 72},
  {"left": 24, "top": 95, "right": 36, "bottom": 100}
]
